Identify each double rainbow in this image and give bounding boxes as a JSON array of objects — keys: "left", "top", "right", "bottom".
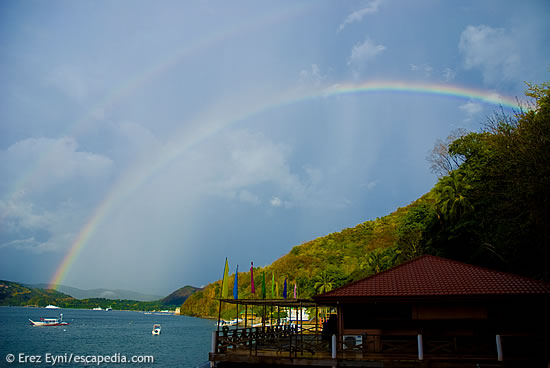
[{"left": 48, "top": 80, "right": 524, "bottom": 289}]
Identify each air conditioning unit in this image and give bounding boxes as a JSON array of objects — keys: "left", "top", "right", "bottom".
[{"left": 342, "top": 335, "right": 363, "bottom": 350}]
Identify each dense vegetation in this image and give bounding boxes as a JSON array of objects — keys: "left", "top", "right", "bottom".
[
  {"left": 0, "top": 280, "right": 172, "bottom": 311},
  {"left": 181, "top": 81, "right": 550, "bottom": 319}
]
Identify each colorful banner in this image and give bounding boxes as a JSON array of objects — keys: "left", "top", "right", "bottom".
[
  {"left": 250, "top": 261, "right": 255, "bottom": 294},
  {"left": 233, "top": 264, "right": 239, "bottom": 300},
  {"left": 221, "top": 258, "right": 229, "bottom": 298}
]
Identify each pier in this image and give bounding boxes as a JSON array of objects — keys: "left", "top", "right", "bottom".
[{"left": 209, "top": 256, "right": 550, "bottom": 367}]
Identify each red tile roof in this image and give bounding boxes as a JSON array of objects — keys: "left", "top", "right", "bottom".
[{"left": 315, "top": 255, "right": 550, "bottom": 300}]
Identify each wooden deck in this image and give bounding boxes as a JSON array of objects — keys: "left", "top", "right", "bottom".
[{"left": 209, "top": 326, "right": 541, "bottom": 367}]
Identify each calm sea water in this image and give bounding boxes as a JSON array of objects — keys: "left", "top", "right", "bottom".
[{"left": 0, "top": 307, "right": 216, "bottom": 367}]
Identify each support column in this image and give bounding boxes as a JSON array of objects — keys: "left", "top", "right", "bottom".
[
  {"left": 417, "top": 334, "right": 424, "bottom": 361},
  {"left": 331, "top": 334, "right": 337, "bottom": 358},
  {"left": 210, "top": 330, "right": 217, "bottom": 368},
  {"left": 496, "top": 334, "right": 503, "bottom": 361}
]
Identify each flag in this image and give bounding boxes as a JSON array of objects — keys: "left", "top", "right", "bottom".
[
  {"left": 275, "top": 281, "right": 279, "bottom": 298},
  {"left": 221, "top": 258, "right": 229, "bottom": 298},
  {"left": 283, "top": 278, "right": 287, "bottom": 299},
  {"left": 271, "top": 273, "right": 275, "bottom": 299},
  {"left": 250, "top": 261, "right": 255, "bottom": 294},
  {"left": 233, "top": 264, "right": 239, "bottom": 300},
  {"left": 294, "top": 282, "right": 297, "bottom": 299},
  {"left": 261, "top": 272, "right": 266, "bottom": 299}
]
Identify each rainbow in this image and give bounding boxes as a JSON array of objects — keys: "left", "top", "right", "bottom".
[
  {"left": 321, "top": 81, "right": 521, "bottom": 109},
  {"left": 48, "top": 80, "right": 525, "bottom": 288}
]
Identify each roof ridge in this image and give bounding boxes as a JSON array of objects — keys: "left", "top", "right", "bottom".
[
  {"left": 426, "top": 255, "right": 550, "bottom": 286},
  {"left": 315, "top": 254, "right": 550, "bottom": 299},
  {"left": 316, "top": 254, "right": 432, "bottom": 298}
]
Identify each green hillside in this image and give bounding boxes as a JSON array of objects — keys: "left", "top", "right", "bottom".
[
  {"left": 0, "top": 280, "right": 171, "bottom": 311},
  {"left": 0, "top": 280, "right": 73, "bottom": 306},
  {"left": 181, "top": 81, "right": 550, "bottom": 319}
]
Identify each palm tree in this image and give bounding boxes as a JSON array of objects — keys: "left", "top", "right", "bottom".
[
  {"left": 433, "top": 171, "right": 474, "bottom": 223},
  {"left": 314, "top": 271, "right": 334, "bottom": 323},
  {"left": 314, "top": 271, "right": 333, "bottom": 294}
]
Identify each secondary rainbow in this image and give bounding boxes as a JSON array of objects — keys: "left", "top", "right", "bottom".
[{"left": 48, "top": 80, "right": 525, "bottom": 289}]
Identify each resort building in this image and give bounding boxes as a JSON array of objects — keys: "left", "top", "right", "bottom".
[{"left": 210, "top": 255, "right": 550, "bottom": 367}]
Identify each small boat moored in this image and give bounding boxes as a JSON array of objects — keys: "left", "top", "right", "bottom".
[
  {"left": 152, "top": 324, "right": 161, "bottom": 335},
  {"left": 29, "top": 313, "right": 69, "bottom": 327}
]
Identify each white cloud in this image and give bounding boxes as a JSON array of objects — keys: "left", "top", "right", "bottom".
[
  {"left": 366, "top": 181, "right": 377, "bottom": 191},
  {"left": 193, "top": 129, "right": 339, "bottom": 209},
  {"left": 338, "top": 0, "right": 383, "bottom": 32},
  {"left": 441, "top": 67, "right": 457, "bottom": 82},
  {"left": 299, "top": 64, "right": 325, "bottom": 86},
  {"left": 459, "top": 101, "right": 483, "bottom": 116},
  {"left": 410, "top": 64, "right": 433, "bottom": 78},
  {"left": 348, "top": 37, "right": 386, "bottom": 68},
  {"left": 0, "top": 137, "right": 114, "bottom": 253},
  {"left": 270, "top": 197, "right": 282, "bottom": 207},
  {"left": 459, "top": 101, "right": 483, "bottom": 121},
  {"left": 459, "top": 25, "right": 521, "bottom": 85},
  {"left": 1, "top": 137, "right": 113, "bottom": 195}
]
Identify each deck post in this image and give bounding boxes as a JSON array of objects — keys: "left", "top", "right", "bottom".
[
  {"left": 300, "top": 301, "right": 303, "bottom": 356},
  {"left": 417, "top": 334, "right": 424, "bottom": 361},
  {"left": 496, "top": 334, "right": 503, "bottom": 361},
  {"left": 217, "top": 300, "right": 222, "bottom": 334},
  {"left": 288, "top": 307, "right": 293, "bottom": 358},
  {"left": 331, "top": 334, "right": 337, "bottom": 359},
  {"left": 211, "top": 330, "right": 218, "bottom": 353},
  {"left": 210, "top": 330, "right": 217, "bottom": 368}
]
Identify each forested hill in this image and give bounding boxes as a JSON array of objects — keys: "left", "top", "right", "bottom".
[
  {"left": 181, "top": 82, "right": 550, "bottom": 319},
  {"left": 0, "top": 280, "right": 171, "bottom": 311},
  {"left": 161, "top": 285, "right": 202, "bottom": 306}
]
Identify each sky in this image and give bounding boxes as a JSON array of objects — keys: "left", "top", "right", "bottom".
[{"left": 1, "top": 0, "right": 549, "bottom": 296}]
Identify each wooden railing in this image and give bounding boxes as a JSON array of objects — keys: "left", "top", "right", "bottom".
[
  {"left": 213, "top": 328, "right": 543, "bottom": 363},
  {"left": 214, "top": 324, "right": 331, "bottom": 358}
]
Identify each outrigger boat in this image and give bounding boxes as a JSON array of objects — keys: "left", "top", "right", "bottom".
[{"left": 29, "top": 313, "right": 69, "bottom": 327}]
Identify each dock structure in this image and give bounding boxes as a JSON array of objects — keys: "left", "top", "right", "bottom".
[{"left": 209, "top": 256, "right": 550, "bottom": 367}]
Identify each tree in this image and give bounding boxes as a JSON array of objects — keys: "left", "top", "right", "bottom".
[
  {"left": 360, "top": 246, "right": 400, "bottom": 276},
  {"left": 427, "top": 128, "right": 468, "bottom": 177},
  {"left": 432, "top": 171, "right": 474, "bottom": 224},
  {"left": 397, "top": 200, "right": 436, "bottom": 262},
  {"left": 313, "top": 271, "right": 333, "bottom": 295}
]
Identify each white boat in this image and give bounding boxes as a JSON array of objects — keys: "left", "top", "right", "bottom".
[
  {"left": 29, "top": 313, "right": 69, "bottom": 327},
  {"left": 45, "top": 305, "right": 60, "bottom": 309},
  {"left": 152, "top": 324, "right": 161, "bottom": 335},
  {"left": 105, "top": 306, "right": 112, "bottom": 311},
  {"left": 92, "top": 307, "right": 103, "bottom": 311},
  {"left": 217, "top": 320, "right": 232, "bottom": 328}
]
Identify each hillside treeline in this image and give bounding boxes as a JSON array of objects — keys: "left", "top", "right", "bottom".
[
  {"left": 181, "top": 82, "right": 550, "bottom": 319},
  {"left": 0, "top": 280, "right": 171, "bottom": 311}
]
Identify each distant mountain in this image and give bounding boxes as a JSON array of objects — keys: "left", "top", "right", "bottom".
[
  {"left": 28, "top": 284, "right": 162, "bottom": 301},
  {"left": 161, "top": 285, "right": 202, "bottom": 306}
]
